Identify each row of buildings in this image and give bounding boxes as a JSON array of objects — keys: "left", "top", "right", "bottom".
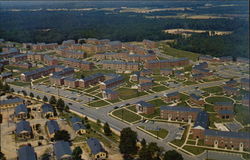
[{"left": 144, "top": 58, "right": 189, "bottom": 69}]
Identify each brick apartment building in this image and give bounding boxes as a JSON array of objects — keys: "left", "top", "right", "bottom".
[
  {"left": 62, "top": 58, "right": 94, "bottom": 71},
  {"left": 101, "top": 60, "right": 139, "bottom": 71},
  {"left": 189, "top": 93, "right": 205, "bottom": 106},
  {"left": 163, "top": 92, "right": 180, "bottom": 103},
  {"left": 138, "top": 82, "right": 153, "bottom": 92},
  {"left": 11, "top": 54, "right": 27, "bottom": 63},
  {"left": 102, "top": 89, "right": 119, "bottom": 101},
  {"left": 144, "top": 58, "right": 189, "bottom": 69},
  {"left": 56, "top": 47, "right": 86, "bottom": 59},
  {"left": 160, "top": 106, "right": 201, "bottom": 123},
  {"left": 32, "top": 43, "right": 58, "bottom": 51},
  {"left": 136, "top": 101, "right": 155, "bottom": 114},
  {"left": 160, "top": 68, "right": 173, "bottom": 76},
  {"left": 21, "top": 66, "right": 56, "bottom": 81},
  {"left": 43, "top": 55, "right": 58, "bottom": 66},
  {"left": 240, "top": 78, "right": 250, "bottom": 91},
  {"left": 12, "top": 62, "right": 32, "bottom": 69},
  {"left": 0, "top": 48, "right": 19, "bottom": 58},
  {"left": 100, "top": 76, "right": 124, "bottom": 90}
]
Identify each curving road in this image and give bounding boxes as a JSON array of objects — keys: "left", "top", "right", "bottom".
[{"left": 9, "top": 78, "right": 245, "bottom": 160}]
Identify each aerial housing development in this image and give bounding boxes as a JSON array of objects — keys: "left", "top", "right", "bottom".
[{"left": 0, "top": 1, "right": 249, "bottom": 159}]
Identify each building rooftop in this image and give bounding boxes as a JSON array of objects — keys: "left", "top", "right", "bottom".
[
  {"left": 18, "top": 145, "right": 36, "bottom": 160},
  {"left": 194, "top": 111, "right": 209, "bottom": 129},
  {"left": 218, "top": 110, "right": 234, "bottom": 115},
  {"left": 41, "top": 104, "right": 54, "bottom": 113},
  {"left": 0, "top": 98, "right": 23, "bottom": 105},
  {"left": 14, "top": 104, "right": 28, "bottom": 115},
  {"left": 160, "top": 106, "right": 201, "bottom": 113},
  {"left": 165, "top": 91, "right": 179, "bottom": 97},
  {"left": 46, "top": 120, "right": 60, "bottom": 135},
  {"left": 137, "top": 101, "right": 154, "bottom": 108},
  {"left": 87, "top": 138, "right": 106, "bottom": 155},
  {"left": 53, "top": 141, "right": 72, "bottom": 160},
  {"left": 16, "top": 120, "right": 32, "bottom": 134},
  {"left": 204, "top": 129, "right": 249, "bottom": 139}
]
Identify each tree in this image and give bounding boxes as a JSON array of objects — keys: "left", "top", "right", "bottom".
[
  {"left": 103, "top": 122, "right": 112, "bottom": 136},
  {"left": 141, "top": 138, "right": 146, "bottom": 148},
  {"left": 36, "top": 95, "right": 40, "bottom": 100},
  {"left": 72, "top": 146, "right": 83, "bottom": 160},
  {"left": 41, "top": 153, "right": 50, "bottom": 160},
  {"left": 53, "top": 130, "right": 71, "bottom": 142},
  {"left": 97, "top": 119, "right": 101, "bottom": 126},
  {"left": 0, "top": 151, "right": 6, "bottom": 160},
  {"left": 119, "top": 127, "right": 138, "bottom": 155},
  {"left": 163, "top": 150, "right": 183, "bottom": 160},
  {"left": 22, "top": 90, "right": 27, "bottom": 96},
  {"left": 56, "top": 98, "right": 65, "bottom": 112},
  {"left": 138, "top": 142, "right": 161, "bottom": 160},
  {"left": 43, "top": 96, "right": 48, "bottom": 102},
  {"left": 30, "top": 92, "right": 34, "bottom": 98},
  {"left": 65, "top": 105, "right": 69, "bottom": 112},
  {"left": 49, "top": 96, "right": 57, "bottom": 105}
]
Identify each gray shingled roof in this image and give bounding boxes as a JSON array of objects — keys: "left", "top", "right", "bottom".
[
  {"left": 41, "top": 104, "right": 54, "bottom": 113},
  {"left": 14, "top": 104, "right": 28, "bottom": 116},
  {"left": 160, "top": 106, "right": 201, "bottom": 113},
  {"left": 137, "top": 101, "right": 154, "bottom": 108},
  {"left": 18, "top": 145, "right": 36, "bottom": 160},
  {"left": 53, "top": 141, "right": 72, "bottom": 160},
  {"left": 205, "top": 129, "right": 249, "bottom": 139},
  {"left": 194, "top": 111, "right": 208, "bottom": 129},
  {"left": 16, "top": 120, "right": 32, "bottom": 134},
  {"left": 46, "top": 120, "right": 60, "bottom": 135},
  {"left": 87, "top": 138, "right": 106, "bottom": 155}
]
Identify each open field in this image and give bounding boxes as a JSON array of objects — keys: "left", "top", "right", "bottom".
[
  {"left": 205, "top": 96, "right": 234, "bottom": 104},
  {"left": 112, "top": 109, "right": 141, "bottom": 123},
  {"left": 139, "top": 126, "right": 168, "bottom": 139},
  {"left": 160, "top": 44, "right": 200, "bottom": 61}
]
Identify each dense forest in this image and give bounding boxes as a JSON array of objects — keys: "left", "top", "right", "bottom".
[{"left": 0, "top": 1, "right": 248, "bottom": 58}]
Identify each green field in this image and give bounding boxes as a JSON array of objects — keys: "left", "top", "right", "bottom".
[
  {"left": 205, "top": 96, "right": 234, "bottom": 104},
  {"left": 160, "top": 44, "right": 200, "bottom": 61},
  {"left": 147, "top": 98, "right": 167, "bottom": 107},
  {"left": 88, "top": 100, "right": 109, "bottom": 107},
  {"left": 235, "top": 104, "right": 250, "bottom": 126},
  {"left": 139, "top": 126, "right": 168, "bottom": 139},
  {"left": 152, "top": 86, "right": 168, "bottom": 92},
  {"left": 202, "top": 86, "right": 223, "bottom": 94},
  {"left": 183, "top": 81, "right": 198, "bottom": 85},
  {"left": 112, "top": 109, "right": 141, "bottom": 123},
  {"left": 183, "top": 145, "right": 206, "bottom": 155},
  {"left": 117, "top": 88, "right": 147, "bottom": 100}
]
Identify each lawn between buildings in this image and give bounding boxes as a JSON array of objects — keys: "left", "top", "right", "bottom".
[
  {"left": 112, "top": 108, "right": 142, "bottom": 123},
  {"left": 138, "top": 126, "right": 168, "bottom": 139}
]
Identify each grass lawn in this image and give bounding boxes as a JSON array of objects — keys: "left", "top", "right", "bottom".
[
  {"left": 204, "top": 104, "right": 215, "bottom": 112},
  {"left": 183, "top": 145, "right": 206, "bottom": 155},
  {"left": 180, "top": 93, "right": 189, "bottom": 101},
  {"left": 239, "top": 127, "right": 250, "bottom": 133},
  {"left": 205, "top": 96, "right": 234, "bottom": 104},
  {"left": 183, "top": 81, "right": 198, "bottom": 85},
  {"left": 107, "top": 99, "right": 121, "bottom": 103},
  {"left": 112, "top": 109, "right": 141, "bottom": 123},
  {"left": 9, "top": 81, "right": 30, "bottom": 86},
  {"left": 88, "top": 100, "right": 109, "bottom": 107},
  {"left": 117, "top": 88, "right": 147, "bottom": 100},
  {"left": 127, "top": 105, "right": 137, "bottom": 112},
  {"left": 152, "top": 86, "right": 168, "bottom": 92},
  {"left": 235, "top": 104, "right": 250, "bottom": 126},
  {"left": 160, "top": 44, "right": 200, "bottom": 61},
  {"left": 141, "top": 108, "right": 160, "bottom": 119},
  {"left": 139, "top": 126, "right": 168, "bottom": 139},
  {"left": 187, "top": 140, "right": 196, "bottom": 145},
  {"left": 147, "top": 98, "right": 167, "bottom": 107},
  {"left": 85, "top": 86, "right": 99, "bottom": 93},
  {"left": 151, "top": 75, "right": 169, "bottom": 81},
  {"left": 202, "top": 86, "right": 223, "bottom": 94},
  {"left": 33, "top": 77, "right": 49, "bottom": 84},
  {"left": 95, "top": 93, "right": 103, "bottom": 98}
]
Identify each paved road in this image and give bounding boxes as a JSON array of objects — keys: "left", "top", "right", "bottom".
[{"left": 9, "top": 79, "right": 245, "bottom": 160}]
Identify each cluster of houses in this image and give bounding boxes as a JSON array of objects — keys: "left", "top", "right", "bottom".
[
  {"left": 191, "top": 62, "right": 213, "bottom": 80},
  {"left": 0, "top": 97, "right": 108, "bottom": 160},
  {"left": 144, "top": 58, "right": 189, "bottom": 69}
]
